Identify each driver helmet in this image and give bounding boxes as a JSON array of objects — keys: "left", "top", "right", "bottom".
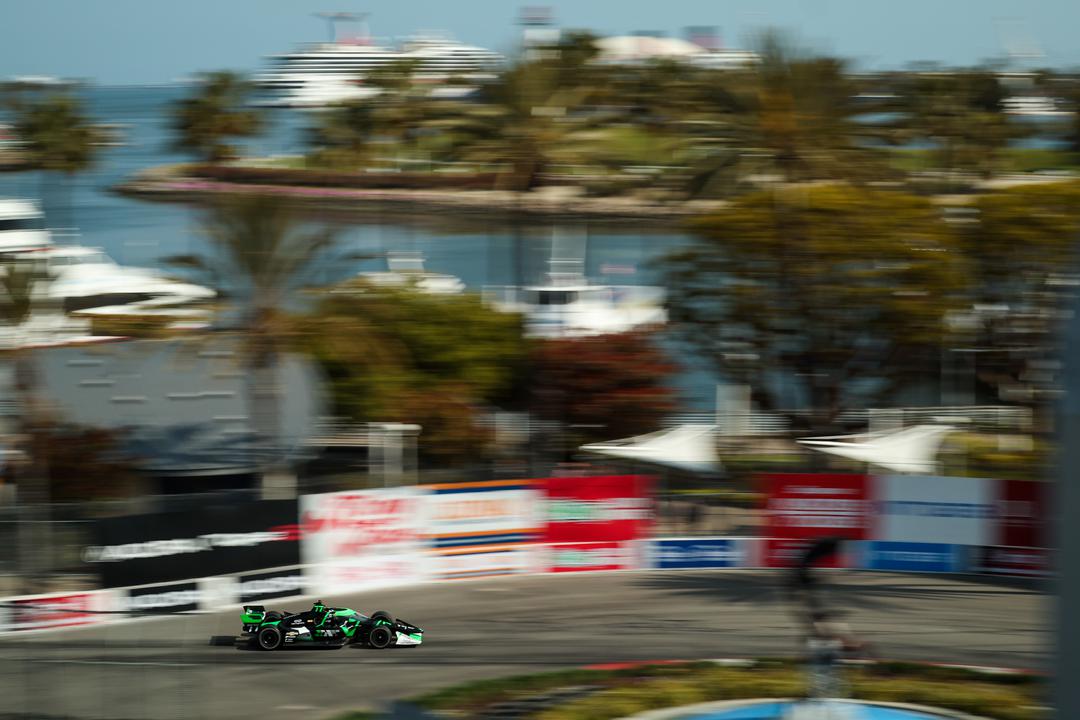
[{"left": 312, "top": 600, "right": 326, "bottom": 613}]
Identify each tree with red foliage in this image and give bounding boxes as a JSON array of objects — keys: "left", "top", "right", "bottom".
[{"left": 530, "top": 331, "right": 678, "bottom": 453}]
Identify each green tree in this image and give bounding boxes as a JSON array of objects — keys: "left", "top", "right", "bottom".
[
  {"left": 740, "top": 35, "right": 892, "bottom": 183},
  {"left": 1, "top": 259, "right": 52, "bottom": 589},
  {"left": 299, "top": 284, "right": 527, "bottom": 465},
  {"left": 665, "top": 185, "right": 970, "bottom": 430},
  {"left": 306, "top": 100, "right": 378, "bottom": 168},
  {"left": 951, "top": 181, "right": 1080, "bottom": 405},
  {"left": 648, "top": 33, "right": 894, "bottom": 197},
  {"left": 427, "top": 58, "right": 603, "bottom": 191},
  {"left": 897, "top": 70, "right": 1021, "bottom": 182},
  {"left": 9, "top": 92, "right": 102, "bottom": 227},
  {"left": 164, "top": 197, "right": 341, "bottom": 497},
  {"left": 530, "top": 331, "right": 677, "bottom": 450},
  {"left": 171, "top": 71, "right": 262, "bottom": 163}
]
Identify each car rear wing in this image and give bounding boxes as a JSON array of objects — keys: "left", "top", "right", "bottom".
[{"left": 241, "top": 605, "right": 266, "bottom": 623}]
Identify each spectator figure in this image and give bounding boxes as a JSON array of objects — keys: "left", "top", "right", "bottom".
[{"left": 686, "top": 500, "right": 703, "bottom": 534}]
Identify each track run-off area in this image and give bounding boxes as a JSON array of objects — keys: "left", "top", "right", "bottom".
[{"left": 0, "top": 570, "right": 1047, "bottom": 719}]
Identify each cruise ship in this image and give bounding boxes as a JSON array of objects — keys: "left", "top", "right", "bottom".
[{"left": 255, "top": 34, "right": 503, "bottom": 92}]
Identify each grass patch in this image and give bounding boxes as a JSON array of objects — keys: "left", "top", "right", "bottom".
[
  {"left": 397, "top": 659, "right": 1043, "bottom": 720},
  {"left": 888, "top": 147, "right": 1079, "bottom": 175}
]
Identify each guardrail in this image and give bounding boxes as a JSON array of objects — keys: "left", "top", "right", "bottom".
[{"left": 0, "top": 537, "right": 1047, "bottom": 635}]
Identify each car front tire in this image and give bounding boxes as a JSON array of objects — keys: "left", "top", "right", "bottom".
[{"left": 367, "top": 625, "right": 394, "bottom": 649}]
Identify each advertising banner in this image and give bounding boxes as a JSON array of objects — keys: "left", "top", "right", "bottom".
[
  {"left": 998, "top": 480, "right": 1046, "bottom": 548},
  {"left": 86, "top": 499, "right": 301, "bottom": 588},
  {"left": 761, "top": 474, "right": 870, "bottom": 542},
  {"left": 652, "top": 538, "right": 748, "bottom": 570},
  {"left": 421, "top": 480, "right": 542, "bottom": 579},
  {"left": 300, "top": 488, "right": 425, "bottom": 594},
  {"left": 544, "top": 540, "right": 641, "bottom": 573},
  {"left": 427, "top": 546, "right": 540, "bottom": 580},
  {"left": 859, "top": 541, "right": 966, "bottom": 573},
  {"left": 873, "top": 475, "right": 994, "bottom": 546},
  {"left": 6, "top": 593, "right": 102, "bottom": 632},
  {"left": 124, "top": 581, "right": 200, "bottom": 614},
  {"left": 542, "top": 475, "right": 652, "bottom": 544},
  {"left": 238, "top": 568, "right": 307, "bottom": 603},
  {"left": 976, "top": 546, "right": 1050, "bottom": 577}
]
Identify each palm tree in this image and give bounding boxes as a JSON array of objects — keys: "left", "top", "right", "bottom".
[
  {"left": 737, "top": 34, "right": 893, "bottom": 183},
  {"left": 896, "top": 69, "right": 1022, "bottom": 184},
  {"left": 428, "top": 60, "right": 602, "bottom": 191},
  {"left": 171, "top": 71, "right": 263, "bottom": 163},
  {"left": 164, "top": 197, "right": 340, "bottom": 498},
  {"left": 306, "top": 99, "right": 378, "bottom": 168},
  {"left": 1, "top": 259, "right": 52, "bottom": 590},
  {"left": 9, "top": 92, "right": 102, "bottom": 229}
]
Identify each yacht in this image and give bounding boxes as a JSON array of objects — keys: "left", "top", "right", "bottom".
[
  {"left": 0, "top": 199, "right": 51, "bottom": 254},
  {"left": 1003, "top": 96, "right": 1073, "bottom": 117},
  {"left": 484, "top": 262, "right": 667, "bottom": 339},
  {"left": 9, "top": 245, "right": 215, "bottom": 312},
  {"left": 253, "top": 74, "right": 383, "bottom": 108},
  {"left": 255, "top": 33, "right": 502, "bottom": 92},
  {"left": 355, "top": 251, "right": 465, "bottom": 294}
]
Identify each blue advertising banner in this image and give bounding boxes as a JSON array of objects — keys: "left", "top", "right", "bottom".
[
  {"left": 860, "top": 541, "right": 966, "bottom": 573},
  {"left": 653, "top": 538, "right": 745, "bottom": 569}
]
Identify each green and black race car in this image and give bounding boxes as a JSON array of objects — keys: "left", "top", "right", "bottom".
[{"left": 240, "top": 600, "right": 424, "bottom": 651}]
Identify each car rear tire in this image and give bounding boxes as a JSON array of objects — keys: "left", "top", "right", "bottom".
[
  {"left": 265, "top": 611, "right": 282, "bottom": 621},
  {"left": 367, "top": 625, "right": 394, "bottom": 649},
  {"left": 257, "top": 626, "right": 283, "bottom": 651}
]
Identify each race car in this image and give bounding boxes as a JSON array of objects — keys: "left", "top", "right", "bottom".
[{"left": 240, "top": 600, "right": 423, "bottom": 651}]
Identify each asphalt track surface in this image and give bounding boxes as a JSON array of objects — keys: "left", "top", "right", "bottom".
[{"left": 0, "top": 570, "right": 1047, "bottom": 720}]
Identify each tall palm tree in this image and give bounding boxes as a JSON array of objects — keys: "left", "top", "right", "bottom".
[
  {"left": 164, "top": 197, "right": 340, "bottom": 498},
  {"left": 10, "top": 92, "right": 102, "bottom": 229},
  {"left": 171, "top": 71, "right": 263, "bottom": 163},
  {"left": 305, "top": 100, "right": 378, "bottom": 168},
  {"left": 896, "top": 69, "right": 1021, "bottom": 183},
  {"left": 428, "top": 60, "right": 602, "bottom": 191},
  {"left": 1, "top": 259, "right": 52, "bottom": 590},
  {"left": 738, "top": 34, "right": 892, "bottom": 183}
]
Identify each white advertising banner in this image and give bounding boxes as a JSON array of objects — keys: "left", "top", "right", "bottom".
[
  {"left": 419, "top": 482, "right": 541, "bottom": 542},
  {"left": 873, "top": 475, "right": 995, "bottom": 546},
  {"left": 419, "top": 480, "right": 542, "bottom": 579},
  {"left": 300, "top": 488, "right": 426, "bottom": 594}
]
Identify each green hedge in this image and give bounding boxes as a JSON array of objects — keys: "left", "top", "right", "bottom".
[
  {"left": 400, "top": 660, "right": 1043, "bottom": 720},
  {"left": 188, "top": 164, "right": 500, "bottom": 190}
]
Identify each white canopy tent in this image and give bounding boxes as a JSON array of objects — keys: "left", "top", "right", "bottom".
[
  {"left": 579, "top": 424, "right": 721, "bottom": 474},
  {"left": 797, "top": 424, "right": 956, "bottom": 474}
]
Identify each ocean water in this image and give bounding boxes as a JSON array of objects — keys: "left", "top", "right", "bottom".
[{"left": 0, "top": 85, "right": 716, "bottom": 409}]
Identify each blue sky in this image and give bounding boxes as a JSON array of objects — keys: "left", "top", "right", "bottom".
[{"left": 2, "top": 0, "right": 1078, "bottom": 85}]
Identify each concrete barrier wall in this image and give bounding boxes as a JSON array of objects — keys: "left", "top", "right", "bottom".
[{"left": 0, "top": 472, "right": 1049, "bottom": 633}]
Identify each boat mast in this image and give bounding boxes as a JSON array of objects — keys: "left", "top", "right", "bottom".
[{"left": 313, "top": 11, "right": 368, "bottom": 43}]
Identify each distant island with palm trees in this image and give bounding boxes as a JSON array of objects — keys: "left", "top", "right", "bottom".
[{"left": 12, "top": 30, "right": 1080, "bottom": 220}]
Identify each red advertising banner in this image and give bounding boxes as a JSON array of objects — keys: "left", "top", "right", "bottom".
[
  {"left": 546, "top": 541, "right": 639, "bottom": 573},
  {"left": 998, "top": 480, "right": 1046, "bottom": 548},
  {"left": 542, "top": 475, "right": 652, "bottom": 544},
  {"left": 10, "top": 593, "right": 97, "bottom": 631},
  {"left": 762, "top": 473, "right": 870, "bottom": 541},
  {"left": 977, "top": 546, "right": 1049, "bottom": 577}
]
